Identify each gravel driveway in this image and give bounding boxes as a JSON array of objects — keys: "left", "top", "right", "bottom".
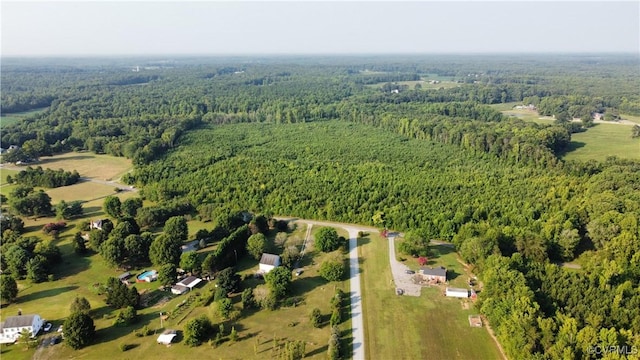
[{"left": 388, "top": 236, "right": 422, "bottom": 297}]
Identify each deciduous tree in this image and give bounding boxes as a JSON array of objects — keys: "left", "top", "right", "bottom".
[
  {"left": 64, "top": 311, "right": 95, "bottom": 349},
  {"left": 0, "top": 275, "right": 18, "bottom": 304},
  {"left": 246, "top": 233, "right": 267, "bottom": 260},
  {"left": 315, "top": 227, "right": 339, "bottom": 252}
]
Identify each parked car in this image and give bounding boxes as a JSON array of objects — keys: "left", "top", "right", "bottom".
[
  {"left": 43, "top": 323, "right": 52, "bottom": 332},
  {"left": 405, "top": 269, "right": 415, "bottom": 274}
]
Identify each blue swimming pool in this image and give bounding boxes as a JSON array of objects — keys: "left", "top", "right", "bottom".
[{"left": 137, "top": 270, "right": 157, "bottom": 281}]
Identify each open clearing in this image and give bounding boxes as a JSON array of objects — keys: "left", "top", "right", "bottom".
[
  {"left": 560, "top": 123, "right": 640, "bottom": 161},
  {"left": 21, "top": 152, "right": 133, "bottom": 181},
  {"left": 492, "top": 103, "right": 639, "bottom": 161},
  {"left": 0, "top": 108, "right": 48, "bottom": 127},
  {"left": 366, "top": 80, "right": 459, "bottom": 91},
  {"left": 360, "top": 232, "right": 503, "bottom": 360}
]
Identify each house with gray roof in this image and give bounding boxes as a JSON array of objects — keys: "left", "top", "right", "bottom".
[{"left": 0, "top": 314, "right": 44, "bottom": 343}]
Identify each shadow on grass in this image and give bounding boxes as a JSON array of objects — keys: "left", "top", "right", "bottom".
[
  {"left": 290, "top": 275, "right": 326, "bottom": 298},
  {"left": 356, "top": 236, "right": 371, "bottom": 247},
  {"left": 306, "top": 344, "right": 328, "bottom": 357},
  {"left": 82, "top": 206, "right": 102, "bottom": 215},
  {"left": 18, "top": 285, "right": 79, "bottom": 303},
  {"left": 446, "top": 268, "right": 461, "bottom": 281},
  {"left": 52, "top": 252, "right": 91, "bottom": 279},
  {"left": 93, "top": 311, "right": 159, "bottom": 345},
  {"left": 234, "top": 256, "right": 259, "bottom": 273},
  {"left": 39, "top": 155, "right": 95, "bottom": 164},
  {"left": 557, "top": 141, "right": 587, "bottom": 157},
  {"left": 430, "top": 244, "right": 455, "bottom": 259},
  {"left": 341, "top": 329, "right": 354, "bottom": 359},
  {"left": 121, "top": 343, "right": 140, "bottom": 351}
]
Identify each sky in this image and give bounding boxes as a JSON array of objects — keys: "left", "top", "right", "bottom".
[{"left": 1, "top": 1, "right": 639, "bottom": 56}]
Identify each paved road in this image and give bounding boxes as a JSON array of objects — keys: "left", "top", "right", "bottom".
[
  {"left": 279, "top": 217, "right": 369, "bottom": 360},
  {"left": 347, "top": 228, "right": 366, "bottom": 360}
]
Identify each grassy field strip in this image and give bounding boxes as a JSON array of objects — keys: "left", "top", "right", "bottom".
[
  {"left": 493, "top": 105, "right": 640, "bottom": 161},
  {"left": 360, "top": 232, "right": 503, "bottom": 359},
  {"left": 561, "top": 123, "right": 640, "bottom": 161},
  {"left": 0, "top": 108, "right": 48, "bottom": 126}
]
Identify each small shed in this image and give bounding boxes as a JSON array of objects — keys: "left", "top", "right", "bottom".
[
  {"left": 118, "top": 272, "right": 132, "bottom": 283},
  {"left": 445, "top": 287, "right": 470, "bottom": 298},
  {"left": 259, "top": 253, "right": 281, "bottom": 273},
  {"left": 157, "top": 329, "right": 177, "bottom": 345},
  {"left": 171, "top": 284, "right": 189, "bottom": 295}
]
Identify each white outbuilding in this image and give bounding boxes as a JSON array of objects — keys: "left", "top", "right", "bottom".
[
  {"left": 445, "top": 287, "right": 470, "bottom": 298},
  {"left": 259, "top": 253, "right": 281, "bottom": 273}
]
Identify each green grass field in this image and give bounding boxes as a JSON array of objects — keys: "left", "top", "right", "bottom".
[
  {"left": 0, "top": 219, "right": 351, "bottom": 360},
  {"left": 561, "top": 123, "right": 640, "bottom": 161},
  {"left": 0, "top": 108, "right": 48, "bottom": 127},
  {"left": 366, "top": 79, "right": 459, "bottom": 91},
  {"left": 27, "top": 152, "right": 133, "bottom": 181},
  {"left": 360, "top": 233, "right": 503, "bottom": 360},
  {"left": 492, "top": 103, "right": 640, "bottom": 161}
]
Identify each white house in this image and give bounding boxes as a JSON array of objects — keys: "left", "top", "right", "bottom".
[
  {"left": 89, "top": 219, "right": 104, "bottom": 230},
  {"left": 445, "top": 287, "right": 470, "bottom": 298},
  {"left": 0, "top": 314, "right": 44, "bottom": 344},
  {"left": 259, "top": 253, "right": 281, "bottom": 273}
]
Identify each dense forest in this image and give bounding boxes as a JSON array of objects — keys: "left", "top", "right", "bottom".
[{"left": 2, "top": 55, "right": 639, "bottom": 359}]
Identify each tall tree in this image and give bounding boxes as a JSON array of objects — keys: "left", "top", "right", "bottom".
[
  {"left": 216, "top": 267, "right": 240, "bottom": 295},
  {"left": 163, "top": 216, "right": 188, "bottom": 243},
  {"left": 184, "top": 316, "right": 212, "bottom": 347},
  {"left": 315, "top": 227, "right": 339, "bottom": 252},
  {"left": 246, "top": 233, "right": 267, "bottom": 260},
  {"left": 149, "top": 234, "right": 181, "bottom": 267},
  {"left": 264, "top": 266, "right": 292, "bottom": 300},
  {"left": 0, "top": 275, "right": 18, "bottom": 304},
  {"left": 103, "top": 196, "right": 122, "bottom": 219},
  {"left": 70, "top": 296, "right": 91, "bottom": 314},
  {"left": 63, "top": 311, "right": 95, "bottom": 350},
  {"left": 180, "top": 251, "right": 201, "bottom": 273},
  {"left": 158, "top": 263, "right": 177, "bottom": 287}
]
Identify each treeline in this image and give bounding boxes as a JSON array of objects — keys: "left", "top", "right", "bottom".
[
  {"left": 335, "top": 101, "right": 569, "bottom": 166},
  {"left": 9, "top": 166, "right": 80, "bottom": 188},
  {"left": 3, "top": 55, "right": 639, "bottom": 165}
]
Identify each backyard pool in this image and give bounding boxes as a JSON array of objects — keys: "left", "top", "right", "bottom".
[{"left": 137, "top": 270, "right": 158, "bottom": 282}]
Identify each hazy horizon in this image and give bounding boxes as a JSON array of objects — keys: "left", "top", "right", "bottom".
[{"left": 2, "top": 1, "right": 639, "bottom": 57}]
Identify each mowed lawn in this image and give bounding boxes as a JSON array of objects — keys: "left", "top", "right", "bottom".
[
  {"left": 360, "top": 233, "right": 503, "bottom": 360},
  {"left": 561, "top": 123, "right": 640, "bottom": 161},
  {"left": 29, "top": 152, "right": 133, "bottom": 181},
  {"left": 491, "top": 104, "right": 640, "bottom": 161},
  {"left": 0, "top": 221, "right": 350, "bottom": 360}
]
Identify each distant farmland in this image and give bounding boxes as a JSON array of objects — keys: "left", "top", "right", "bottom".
[{"left": 1, "top": 107, "right": 48, "bottom": 126}]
